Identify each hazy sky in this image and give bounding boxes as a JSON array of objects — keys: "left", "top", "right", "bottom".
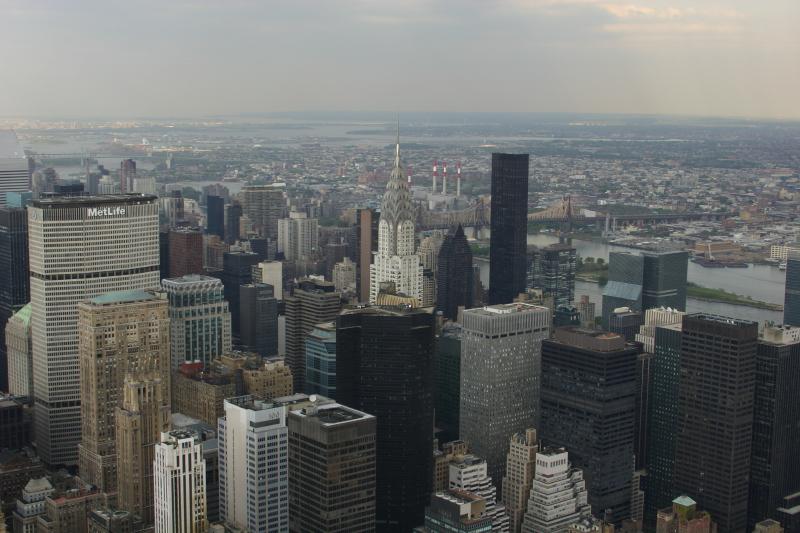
[{"left": 1, "top": 0, "right": 798, "bottom": 119}]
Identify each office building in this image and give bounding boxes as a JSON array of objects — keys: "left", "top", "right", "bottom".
[
  {"left": 576, "top": 295, "right": 596, "bottom": 329},
  {"left": 368, "top": 139, "right": 423, "bottom": 304},
  {"left": 115, "top": 376, "right": 170, "bottom": 524},
  {"left": 784, "top": 246, "right": 800, "bottom": 326},
  {"left": 754, "top": 519, "right": 785, "bottom": 533},
  {"left": 356, "top": 207, "right": 379, "bottom": 302},
  {"left": 489, "top": 153, "right": 529, "bottom": 304},
  {"left": 285, "top": 278, "right": 341, "bottom": 392},
  {"left": 634, "top": 307, "right": 685, "bottom": 354},
  {"left": 528, "top": 244, "right": 577, "bottom": 310},
  {"left": 520, "top": 448, "right": 591, "bottom": 533},
  {"left": 602, "top": 251, "right": 688, "bottom": 327},
  {"left": 119, "top": 159, "right": 136, "bottom": 193},
  {"left": 163, "top": 275, "right": 232, "bottom": 368},
  {"left": 655, "top": 496, "right": 717, "bottom": 533},
  {"left": 241, "top": 184, "right": 285, "bottom": 240},
  {"left": 172, "top": 363, "right": 239, "bottom": 426},
  {"left": 277, "top": 211, "right": 319, "bottom": 261},
  {"left": 87, "top": 508, "right": 144, "bottom": 532},
  {"left": 29, "top": 194, "right": 160, "bottom": 465},
  {"left": 252, "top": 260, "right": 283, "bottom": 300},
  {"left": 776, "top": 493, "right": 800, "bottom": 533},
  {"left": 460, "top": 304, "right": 550, "bottom": 487},
  {"left": 337, "top": 306, "right": 435, "bottom": 532},
  {"left": 6, "top": 303, "right": 32, "bottom": 399},
  {"left": 673, "top": 314, "right": 758, "bottom": 533},
  {"left": 608, "top": 307, "right": 643, "bottom": 342},
  {"left": 217, "top": 250, "right": 260, "bottom": 337},
  {"left": 168, "top": 227, "right": 204, "bottom": 278},
  {"left": 132, "top": 176, "right": 156, "bottom": 194},
  {"left": 332, "top": 257, "right": 357, "bottom": 294},
  {"left": 287, "top": 399, "right": 376, "bottom": 533},
  {"left": 449, "top": 454, "right": 510, "bottom": 532},
  {"left": 206, "top": 195, "right": 225, "bottom": 240},
  {"left": 436, "top": 225, "right": 474, "bottom": 321},
  {"left": 0, "top": 131, "right": 30, "bottom": 207},
  {"left": 213, "top": 352, "right": 292, "bottom": 400},
  {"left": 153, "top": 430, "right": 208, "bottom": 533},
  {"left": 435, "top": 323, "right": 462, "bottom": 443},
  {"left": 503, "top": 429, "right": 539, "bottom": 533},
  {"left": 225, "top": 201, "right": 242, "bottom": 244},
  {"left": 539, "top": 327, "right": 638, "bottom": 523},
  {"left": 12, "top": 477, "right": 54, "bottom": 533},
  {"left": 77, "top": 290, "right": 170, "bottom": 493},
  {"left": 0, "top": 205, "right": 29, "bottom": 391},
  {"left": 304, "top": 322, "right": 336, "bottom": 397},
  {"left": 434, "top": 440, "right": 470, "bottom": 492},
  {"left": 34, "top": 481, "right": 106, "bottom": 533},
  {"left": 749, "top": 325, "right": 800, "bottom": 528},
  {"left": 238, "top": 283, "right": 278, "bottom": 357},
  {"left": 218, "top": 396, "right": 289, "bottom": 533},
  {"left": 419, "top": 232, "right": 444, "bottom": 272},
  {"left": 0, "top": 396, "right": 29, "bottom": 449},
  {"left": 415, "top": 490, "right": 493, "bottom": 533}
]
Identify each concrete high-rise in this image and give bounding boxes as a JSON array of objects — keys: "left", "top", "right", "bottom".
[
  {"left": 503, "top": 429, "right": 539, "bottom": 533},
  {"left": 287, "top": 399, "right": 376, "bottom": 533},
  {"left": 0, "top": 131, "right": 31, "bottom": 207},
  {"left": 168, "top": 227, "right": 204, "bottom": 278},
  {"left": 218, "top": 396, "right": 289, "bottom": 533},
  {"left": 448, "top": 454, "right": 510, "bottom": 532},
  {"left": 784, "top": 246, "right": 800, "bottom": 326},
  {"left": 539, "top": 327, "right": 638, "bottom": 523},
  {"left": 119, "top": 159, "right": 136, "bottom": 193},
  {"left": 285, "top": 278, "right": 341, "bottom": 392},
  {"left": 369, "top": 137, "right": 423, "bottom": 303},
  {"left": 238, "top": 283, "right": 278, "bottom": 357},
  {"left": 337, "top": 306, "right": 435, "bottom": 532},
  {"left": 115, "top": 376, "right": 170, "bottom": 524},
  {"left": 520, "top": 448, "right": 591, "bottom": 533},
  {"left": 355, "top": 207, "right": 379, "bottom": 302},
  {"left": 153, "top": 430, "right": 208, "bottom": 533},
  {"left": 277, "top": 211, "right": 319, "bottom": 261},
  {"left": 162, "top": 275, "right": 232, "bottom": 368},
  {"left": 749, "top": 325, "right": 800, "bottom": 529},
  {"left": 241, "top": 184, "right": 285, "bottom": 240},
  {"left": 436, "top": 225, "right": 474, "bottom": 321},
  {"left": 28, "top": 194, "right": 160, "bottom": 466},
  {"left": 460, "top": 303, "right": 550, "bottom": 487},
  {"left": 0, "top": 204, "right": 29, "bottom": 391},
  {"left": 489, "top": 153, "right": 529, "bottom": 305},
  {"left": 78, "top": 290, "right": 170, "bottom": 493},
  {"left": 673, "top": 314, "right": 758, "bottom": 533},
  {"left": 6, "top": 303, "right": 32, "bottom": 399},
  {"left": 416, "top": 490, "right": 494, "bottom": 533}
]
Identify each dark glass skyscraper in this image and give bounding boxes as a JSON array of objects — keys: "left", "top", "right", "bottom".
[
  {"left": 749, "top": 325, "right": 800, "bottom": 529},
  {"left": 673, "top": 314, "right": 758, "bottom": 533},
  {"left": 540, "top": 327, "right": 638, "bottom": 523},
  {"left": 217, "top": 250, "right": 260, "bottom": 338},
  {"left": 527, "top": 243, "right": 577, "bottom": 309},
  {"left": 0, "top": 206, "right": 29, "bottom": 391},
  {"left": 336, "top": 306, "right": 434, "bottom": 533},
  {"left": 238, "top": 283, "right": 278, "bottom": 357},
  {"left": 206, "top": 195, "right": 225, "bottom": 240},
  {"left": 434, "top": 323, "right": 462, "bottom": 443},
  {"left": 489, "top": 153, "right": 528, "bottom": 305},
  {"left": 436, "top": 225, "right": 474, "bottom": 321},
  {"left": 784, "top": 247, "right": 800, "bottom": 326}
]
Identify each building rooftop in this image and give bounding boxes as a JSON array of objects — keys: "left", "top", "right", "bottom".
[
  {"left": 31, "top": 194, "right": 157, "bottom": 208},
  {"left": 673, "top": 495, "right": 696, "bottom": 508},
  {"left": 0, "top": 130, "right": 26, "bottom": 159},
  {"left": 87, "top": 289, "right": 159, "bottom": 306},
  {"left": 685, "top": 313, "right": 757, "bottom": 328},
  {"left": 11, "top": 303, "right": 31, "bottom": 326},
  {"left": 291, "top": 402, "right": 374, "bottom": 426},
  {"left": 466, "top": 303, "right": 549, "bottom": 316}
]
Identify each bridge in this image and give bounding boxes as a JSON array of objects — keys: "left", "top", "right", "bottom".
[{"left": 416, "top": 199, "right": 490, "bottom": 230}]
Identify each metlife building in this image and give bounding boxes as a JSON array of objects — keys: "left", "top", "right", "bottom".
[{"left": 28, "top": 194, "right": 160, "bottom": 465}]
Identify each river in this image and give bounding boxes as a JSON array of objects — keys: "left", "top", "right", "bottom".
[{"left": 475, "top": 234, "right": 785, "bottom": 324}]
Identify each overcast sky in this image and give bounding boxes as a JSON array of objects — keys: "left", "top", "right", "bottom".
[{"left": 1, "top": 0, "right": 798, "bottom": 120}]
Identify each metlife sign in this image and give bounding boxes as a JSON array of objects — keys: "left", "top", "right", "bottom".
[{"left": 87, "top": 206, "right": 127, "bottom": 217}]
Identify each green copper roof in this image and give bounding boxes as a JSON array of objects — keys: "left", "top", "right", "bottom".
[
  {"left": 12, "top": 303, "right": 32, "bottom": 326},
  {"left": 673, "top": 495, "right": 696, "bottom": 508},
  {"left": 89, "top": 289, "right": 156, "bottom": 305}
]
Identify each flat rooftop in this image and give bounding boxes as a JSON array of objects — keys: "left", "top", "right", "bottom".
[
  {"left": 31, "top": 194, "right": 157, "bottom": 208},
  {"left": 466, "top": 303, "right": 549, "bottom": 316},
  {"left": 87, "top": 289, "right": 159, "bottom": 306}
]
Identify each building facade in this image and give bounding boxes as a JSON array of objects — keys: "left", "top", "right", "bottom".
[
  {"left": 238, "top": 283, "right": 278, "bottom": 357},
  {"left": 0, "top": 130, "right": 30, "bottom": 207},
  {"left": 436, "top": 225, "right": 474, "bottom": 321},
  {"left": 153, "top": 430, "right": 208, "bottom": 533},
  {"left": 304, "top": 321, "right": 337, "bottom": 398},
  {"left": 0, "top": 205, "right": 29, "bottom": 392},
  {"left": 277, "top": 211, "right": 319, "bottom": 261},
  {"left": 241, "top": 184, "right": 285, "bottom": 240},
  {"left": 6, "top": 303, "right": 32, "bottom": 399},
  {"left": 528, "top": 244, "right": 577, "bottom": 310},
  {"left": 503, "top": 429, "right": 539, "bottom": 533},
  {"left": 168, "top": 227, "right": 204, "bottom": 278},
  {"left": 784, "top": 246, "right": 800, "bottom": 327},
  {"left": 449, "top": 454, "right": 510, "bottom": 532}
]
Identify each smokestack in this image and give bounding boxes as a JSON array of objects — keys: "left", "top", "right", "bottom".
[
  {"left": 456, "top": 161, "right": 462, "bottom": 197},
  {"left": 442, "top": 161, "right": 447, "bottom": 195},
  {"left": 432, "top": 160, "right": 438, "bottom": 193}
]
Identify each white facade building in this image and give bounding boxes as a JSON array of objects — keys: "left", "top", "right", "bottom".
[
  {"left": 28, "top": 194, "right": 160, "bottom": 465},
  {"left": 332, "top": 257, "right": 357, "bottom": 293},
  {"left": 0, "top": 130, "right": 30, "bottom": 207},
  {"left": 254, "top": 260, "right": 283, "bottom": 300},
  {"left": 6, "top": 303, "right": 32, "bottom": 399},
  {"left": 154, "top": 430, "right": 208, "bottom": 533},
  {"left": 449, "top": 454, "right": 510, "bottom": 532},
  {"left": 218, "top": 396, "right": 289, "bottom": 533},
  {"left": 12, "top": 477, "right": 54, "bottom": 533},
  {"left": 634, "top": 307, "right": 685, "bottom": 353},
  {"left": 369, "top": 138, "right": 423, "bottom": 303},
  {"left": 521, "top": 449, "right": 591, "bottom": 533},
  {"left": 460, "top": 304, "right": 551, "bottom": 485},
  {"left": 277, "top": 211, "right": 318, "bottom": 261}
]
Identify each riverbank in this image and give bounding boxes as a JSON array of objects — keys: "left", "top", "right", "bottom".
[{"left": 685, "top": 283, "right": 782, "bottom": 311}]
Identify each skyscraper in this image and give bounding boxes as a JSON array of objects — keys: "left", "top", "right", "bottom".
[
  {"left": 0, "top": 204, "right": 29, "bottom": 391},
  {"left": 115, "top": 376, "right": 171, "bottom": 524},
  {"left": 77, "top": 289, "right": 170, "bottom": 493},
  {"left": 218, "top": 396, "right": 289, "bottom": 533},
  {"left": 277, "top": 211, "right": 319, "bottom": 261},
  {"left": 489, "top": 153, "right": 529, "bottom": 305},
  {"left": 436, "top": 225, "right": 474, "bottom": 321},
  {"left": 285, "top": 278, "right": 341, "bottom": 392},
  {"left": 749, "top": 325, "right": 800, "bottom": 529},
  {"left": 784, "top": 246, "right": 800, "bottom": 326},
  {"left": 460, "top": 303, "right": 550, "bottom": 487},
  {"left": 206, "top": 195, "right": 225, "bottom": 240},
  {"left": 539, "top": 327, "right": 638, "bottom": 523},
  {"left": 435, "top": 323, "right": 462, "bottom": 444},
  {"left": 448, "top": 454, "right": 510, "bottom": 532},
  {"left": 673, "top": 314, "right": 758, "bottom": 533},
  {"left": 6, "top": 303, "right": 32, "bottom": 399},
  {"left": 416, "top": 491, "right": 494, "bottom": 533},
  {"left": 369, "top": 136, "right": 423, "bottom": 303},
  {"left": 167, "top": 227, "right": 204, "bottom": 278},
  {"left": 503, "top": 429, "right": 539, "bottom": 533},
  {"left": 238, "top": 283, "right": 278, "bottom": 357},
  {"left": 336, "top": 306, "right": 435, "bottom": 532},
  {"left": 355, "top": 207, "right": 379, "bottom": 302},
  {"left": 119, "top": 159, "right": 136, "bottom": 193},
  {"left": 162, "top": 275, "right": 232, "bottom": 368},
  {"left": 218, "top": 250, "right": 260, "bottom": 337},
  {"left": 0, "top": 131, "right": 31, "bottom": 208},
  {"left": 528, "top": 244, "right": 577, "bottom": 310},
  {"left": 304, "top": 321, "right": 337, "bottom": 397},
  {"left": 241, "top": 184, "right": 285, "bottom": 240},
  {"left": 520, "top": 448, "right": 592, "bottom": 533},
  {"left": 28, "top": 194, "right": 160, "bottom": 465},
  {"left": 287, "top": 399, "right": 376, "bottom": 533},
  {"left": 153, "top": 430, "right": 208, "bottom": 533}
]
